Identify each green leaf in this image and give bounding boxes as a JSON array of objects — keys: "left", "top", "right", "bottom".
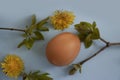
[
  {"left": 38, "top": 74, "right": 53, "bottom": 80},
  {"left": 92, "top": 21, "right": 96, "bottom": 28},
  {"left": 17, "top": 39, "right": 26, "bottom": 48},
  {"left": 73, "top": 64, "right": 82, "bottom": 74},
  {"left": 79, "top": 64, "right": 82, "bottom": 73},
  {"left": 34, "top": 31, "right": 44, "bottom": 40},
  {"left": 37, "top": 17, "right": 49, "bottom": 28},
  {"left": 69, "top": 68, "right": 77, "bottom": 75},
  {"left": 80, "top": 22, "right": 92, "bottom": 27},
  {"left": 41, "top": 73, "right": 50, "bottom": 76},
  {"left": 23, "top": 71, "right": 53, "bottom": 80},
  {"left": 22, "top": 33, "right": 27, "bottom": 37},
  {"left": 92, "top": 28, "right": 100, "bottom": 39},
  {"left": 74, "top": 24, "right": 87, "bottom": 33},
  {"left": 24, "top": 38, "right": 34, "bottom": 49},
  {"left": 73, "top": 64, "right": 81, "bottom": 69},
  {"left": 74, "top": 22, "right": 92, "bottom": 35},
  {"left": 75, "top": 21, "right": 101, "bottom": 48},
  {"left": 32, "top": 37, "right": 40, "bottom": 40},
  {"left": 77, "top": 34, "right": 86, "bottom": 41},
  {"left": 27, "top": 25, "right": 36, "bottom": 34},
  {"left": 24, "top": 77, "right": 29, "bottom": 80},
  {"left": 31, "top": 15, "right": 36, "bottom": 25},
  {"left": 84, "top": 34, "right": 93, "bottom": 48},
  {"left": 32, "top": 71, "right": 40, "bottom": 75},
  {"left": 80, "top": 22, "right": 93, "bottom": 31},
  {"left": 38, "top": 27, "right": 49, "bottom": 31}
]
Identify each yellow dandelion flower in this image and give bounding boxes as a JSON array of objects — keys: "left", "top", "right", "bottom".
[
  {"left": 1, "top": 54, "right": 24, "bottom": 78},
  {"left": 50, "top": 10, "right": 75, "bottom": 30}
]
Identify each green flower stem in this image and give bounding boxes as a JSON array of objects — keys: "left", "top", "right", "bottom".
[
  {"left": 0, "top": 27, "right": 25, "bottom": 32},
  {"left": 69, "top": 37, "right": 120, "bottom": 75}
]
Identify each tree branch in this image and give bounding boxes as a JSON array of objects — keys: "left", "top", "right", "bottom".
[
  {"left": 69, "top": 37, "right": 120, "bottom": 75},
  {"left": 80, "top": 45, "right": 107, "bottom": 65},
  {"left": 0, "top": 27, "right": 25, "bottom": 32}
]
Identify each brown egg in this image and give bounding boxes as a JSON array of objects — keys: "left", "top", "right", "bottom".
[{"left": 46, "top": 32, "right": 81, "bottom": 66}]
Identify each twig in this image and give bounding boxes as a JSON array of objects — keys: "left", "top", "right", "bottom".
[
  {"left": 0, "top": 27, "right": 25, "bottom": 32},
  {"left": 80, "top": 45, "right": 107, "bottom": 65},
  {"left": 99, "top": 37, "right": 108, "bottom": 44},
  {"left": 69, "top": 37, "right": 120, "bottom": 75},
  {"left": 110, "top": 42, "right": 120, "bottom": 45}
]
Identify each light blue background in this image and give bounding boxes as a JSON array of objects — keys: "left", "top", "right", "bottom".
[{"left": 0, "top": 0, "right": 120, "bottom": 80}]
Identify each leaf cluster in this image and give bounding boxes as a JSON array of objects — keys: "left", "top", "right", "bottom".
[
  {"left": 18, "top": 15, "right": 49, "bottom": 49},
  {"left": 23, "top": 71, "right": 53, "bottom": 80},
  {"left": 75, "top": 21, "right": 100, "bottom": 48}
]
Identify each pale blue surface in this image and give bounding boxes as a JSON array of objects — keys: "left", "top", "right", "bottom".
[{"left": 0, "top": 0, "right": 120, "bottom": 80}]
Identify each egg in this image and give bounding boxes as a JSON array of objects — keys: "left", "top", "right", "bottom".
[{"left": 46, "top": 32, "right": 81, "bottom": 66}]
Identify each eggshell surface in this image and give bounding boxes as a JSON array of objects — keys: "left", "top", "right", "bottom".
[{"left": 46, "top": 32, "right": 81, "bottom": 66}]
